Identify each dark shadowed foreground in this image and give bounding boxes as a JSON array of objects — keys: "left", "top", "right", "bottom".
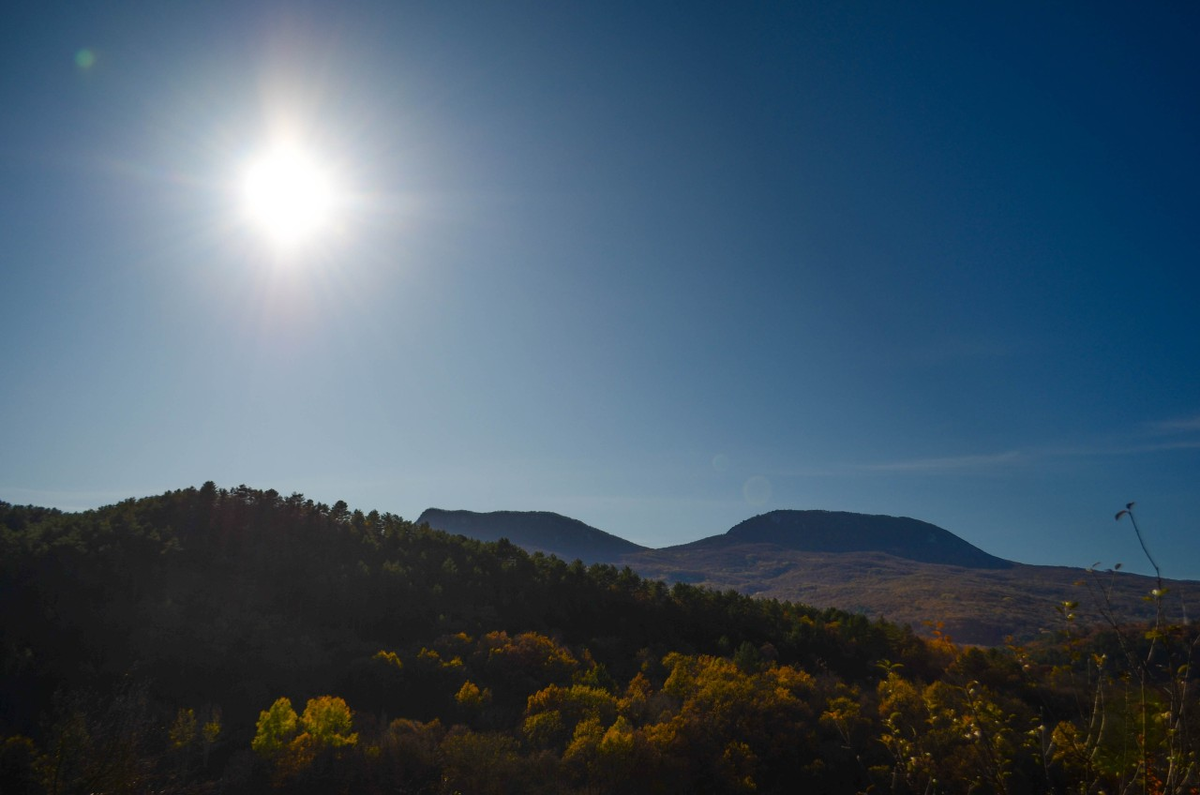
[{"left": 2, "top": 485, "right": 1198, "bottom": 793}]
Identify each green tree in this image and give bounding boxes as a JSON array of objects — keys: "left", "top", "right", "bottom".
[{"left": 251, "top": 697, "right": 298, "bottom": 758}]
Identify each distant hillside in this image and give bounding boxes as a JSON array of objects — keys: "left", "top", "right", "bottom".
[
  {"left": 407, "top": 506, "right": 1200, "bottom": 645},
  {"left": 416, "top": 508, "right": 648, "bottom": 564},
  {"left": 675, "top": 509, "right": 1012, "bottom": 569},
  {"left": 413, "top": 507, "right": 1198, "bottom": 645},
  {"left": 624, "top": 541, "right": 1200, "bottom": 646},
  {"left": 619, "top": 509, "right": 1200, "bottom": 645}
]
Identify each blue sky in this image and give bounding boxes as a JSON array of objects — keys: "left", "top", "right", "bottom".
[{"left": 3, "top": 2, "right": 1199, "bottom": 577}]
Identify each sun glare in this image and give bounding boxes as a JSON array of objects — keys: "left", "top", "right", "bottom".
[{"left": 241, "top": 142, "right": 339, "bottom": 251}]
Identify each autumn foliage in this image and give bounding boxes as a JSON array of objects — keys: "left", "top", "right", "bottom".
[{"left": 1, "top": 485, "right": 1198, "bottom": 793}]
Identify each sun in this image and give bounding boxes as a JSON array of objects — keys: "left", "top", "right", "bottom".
[{"left": 240, "top": 142, "right": 339, "bottom": 251}]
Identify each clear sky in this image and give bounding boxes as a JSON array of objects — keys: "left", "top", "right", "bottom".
[{"left": 3, "top": 2, "right": 1198, "bottom": 578}]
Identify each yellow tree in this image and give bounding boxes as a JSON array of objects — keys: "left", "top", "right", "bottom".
[
  {"left": 168, "top": 708, "right": 196, "bottom": 780},
  {"left": 300, "top": 696, "right": 357, "bottom": 749},
  {"left": 652, "top": 653, "right": 817, "bottom": 791},
  {"left": 251, "top": 695, "right": 358, "bottom": 782},
  {"left": 523, "top": 684, "right": 619, "bottom": 751},
  {"left": 200, "top": 707, "right": 221, "bottom": 769}
]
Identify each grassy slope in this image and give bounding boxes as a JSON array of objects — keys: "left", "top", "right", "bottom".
[{"left": 624, "top": 543, "right": 1200, "bottom": 645}]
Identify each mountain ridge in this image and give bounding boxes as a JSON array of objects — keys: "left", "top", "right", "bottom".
[{"left": 417, "top": 504, "right": 1199, "bottom": 645}]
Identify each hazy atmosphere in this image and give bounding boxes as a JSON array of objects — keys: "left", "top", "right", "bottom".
[{"left": 3, "top": 2, "right": 1198, "bottom": 577}]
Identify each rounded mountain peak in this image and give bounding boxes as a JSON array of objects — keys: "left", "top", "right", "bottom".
[{"left": 724, "top": 509, "right": 1011, "bottom": 569}]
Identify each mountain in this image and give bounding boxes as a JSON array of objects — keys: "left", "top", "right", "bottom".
[
  {"left": 416, "top": 508, "right": 648, "bottom": 564},
  {"left": 622, "top": 510, "right": 1197, "bottom": 645},
  {"left": 672, "top": 509, "right": 1013, "bottom": 569},
  {"left": 411, "top": 506, "right": 1197, "bottom": 646}
]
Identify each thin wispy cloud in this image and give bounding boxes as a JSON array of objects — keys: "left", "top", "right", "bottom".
[
  {"left": 1043, "top": 414, "right": 1200, "bottom": 459},
  {"left": 1144, "top": 414, "right": 1200, "bottom": 435},
  {"left": 858, "top": 451, "right": 1024, "bottom": 473},
  {"left": 1121, "top": 439, "right": 1200, "bottom": 455},
  {"left": 823, "top": 411, "right": 1200, "bottom": 478}
]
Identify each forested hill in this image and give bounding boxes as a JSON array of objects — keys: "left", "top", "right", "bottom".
[
  {"left": 0, "top": 484, "right": 934, "bottom": 793},
  {"left": 2, "top": 485, "right": 1197, "bottom": 794},
  {"left": 417, "top": 508, "right": 647, "bottom": 564}
]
